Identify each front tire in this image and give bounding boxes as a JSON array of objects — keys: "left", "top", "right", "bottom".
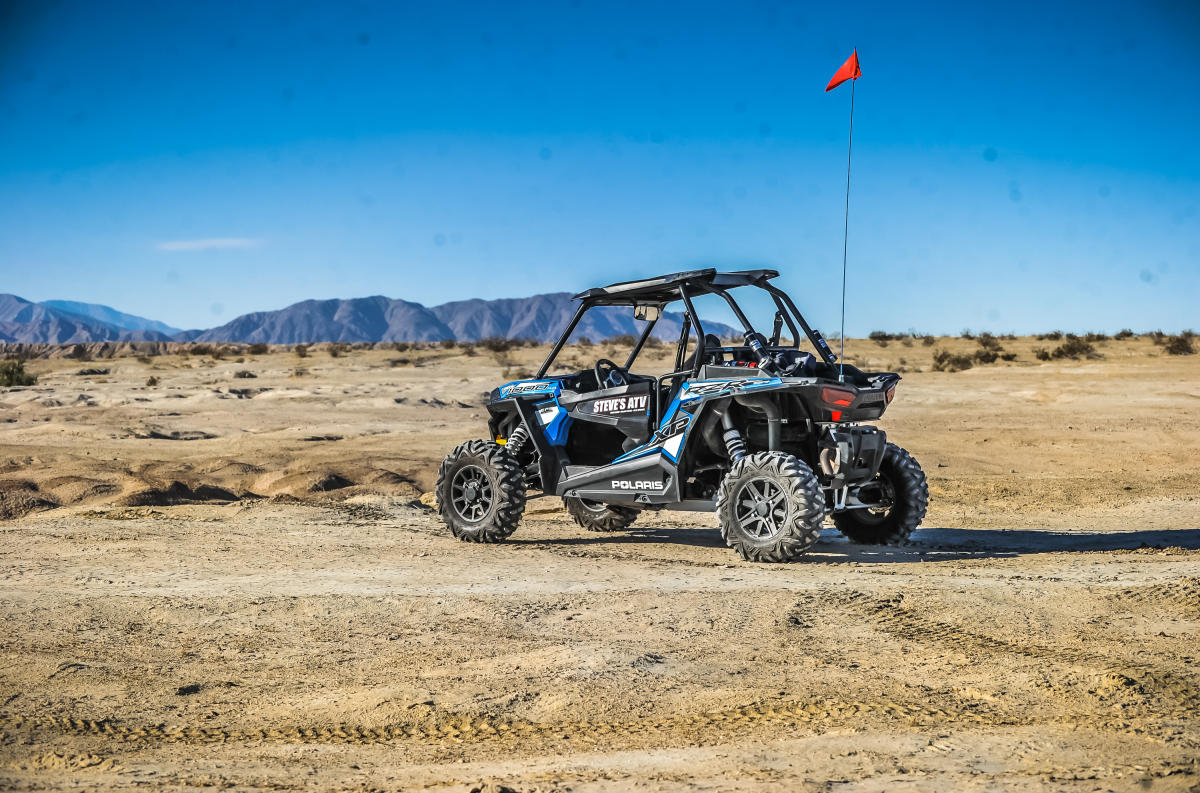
[
  {"left": 563, "top": 496, "right": 639, "bottom": 532},
  {"left": 436, "top": 440, "right": 526, "bottom": 542},
  {"left": 833, "top": 443, "right": 928, "bottom": 545},
  {"left": 716, "top": 452, "right": 825, "bottom": 562}
]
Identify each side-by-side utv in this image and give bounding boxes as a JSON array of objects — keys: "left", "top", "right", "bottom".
[{"left": 436, "top": 269, "right": 927, "bottom": 562}]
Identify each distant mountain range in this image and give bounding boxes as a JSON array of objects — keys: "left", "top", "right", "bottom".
[{"left": 0, "top": 292, "right": 738, "bottom": 345}]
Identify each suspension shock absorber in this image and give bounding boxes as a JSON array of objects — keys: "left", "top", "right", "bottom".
[
  {"left": 505, "top": 424, "right": 530, "bottom": 456},
  {"left": 719, "top": 408, "right": 746, "bottom": 462}
]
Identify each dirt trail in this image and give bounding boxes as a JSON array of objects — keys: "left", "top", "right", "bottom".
[{"left": 1, "top": 341, "right": 1198, "bottom": 791}]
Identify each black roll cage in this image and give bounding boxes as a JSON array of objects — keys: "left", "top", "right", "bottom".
[{"left": 535, "top": 270, "right": 836, "bottom": 380}]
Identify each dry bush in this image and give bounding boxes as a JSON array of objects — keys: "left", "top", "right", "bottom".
[
  {"left": 1000, "top": 352, "right": 1018, "bottom": 361},
  {"left": 977, "top": 332, "right": 1004, "bottom": 351},
  {"left": 233, "top": 370, "right": 257, "bottom": 379},
  {"left": 479, "top": 337, "right": 512, "bottom": 353},
  {"left": 921, "top": 335, "right": 935, "bottom": 346},
  {"left": 643, "top": 336, "right": 664, "bottom": 349},
  {"left": 441, "top": 339, "right": 457, "bottom": 349},
  {"left": 1165, "top": 335, "right": 1195, "bottom": 355},
  {"left": 1050, "top": 338, "right": 1096, "bottom": 359},
  {"left": 462, "top": 345, "right": 477, "bottom": 357},
  {"left": 608, "top": 334, "right": 637, "bottom": 346},
  {"left": 146, "top": 376, "right": 159, "bottom": 387},
  {"left": 1033, "top": 347, "right": 1052, "bottom": 361},
  {"left": 0, "top": 359, "right": 36, "bottom": 387},
  {"left": 328, "top": 343, "right": 350, "bottom": 358},
  {"left": 191, "top": 344, "right": 213, "bottom": 356},
  {"left": 1115, "top": 328, "right": 1135, "bottom": 339},
  {"left": 932, "top": 348, "right": 974, "bottom": 372},
  {"left": 294, "top": 344, "right": 308, "bottom": 358},
  {"left": 70, "top": 344, "right": 91, "bottom": 361},
  {"left": 1084, "top": 332, "right": 1109, "bottom": 342},
  {"left": 136, "top": 355, "right": 152, "bottom": 365},
  {"left": 291, "top": 367, "right": 309, "bottom": 377},
  {"left": 959, "top": 329, "right": 975, "bottom": 340},
  {"left": 248, "top": 343, "right": 269, "bottom": 355},
  {"left": 391, "top": 341, "right": 410, "bottom": 352},
  {"left": 973, "top": 349, "right": 999, "bottom": 364},
  {"left": 577, "top": 337, "right": 593, "bottom": 347},
  {"left": 1036, "top": 331, "right": 1064, "bottom": 341}
]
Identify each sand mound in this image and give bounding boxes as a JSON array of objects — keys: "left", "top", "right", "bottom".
[{"left": 0, "top": 479, "right": 59, "bottom": 519}]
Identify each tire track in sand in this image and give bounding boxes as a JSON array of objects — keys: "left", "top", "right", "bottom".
[{"left": 823, "top": 590, "right": 1200, "bottom": 713}]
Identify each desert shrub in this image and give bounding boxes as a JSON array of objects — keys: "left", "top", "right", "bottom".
[
  {"left": 1000, "top": 352, "right": 1018, "bottom": 361},
  {"left": 291, "top": 367, "right": 309, "bottom": 377},
  {"left": 462, "top": 345, "right": 477, "bottom": 356},
  {"left": 898, "top": 357, "right": 907, "bottom": 366},
  {"left": 391, "top": 341, "right": 410, "bottom": 352},
  {"left": 146, "top": 376, "right": 159, "bottom": 387},
  {"left": 1115, "top": 328, "right": 1134, "bottom": 340},
  {"left": 1051, "top": 338, "right": 1096, "bottom": 359},
  {"left": 1149, "top": 331, "right": 1167, "bottom": 345},
  {"left": 70, "top": 344, "right": 91, "bottom": 361},
  {"left": 514, "top": 337, "right": 539, "bottom": 348},
  {"left": 868, "top": 331, "right": 893, "bottom": 345},
  {"left": 959, "top": 329, "right": 975, "bottom": 340},
  {"left": 973, "top": 349, "right": 999, "bottom": 364},
  {"left": 901, "top": 337, "right": 913, "bottom": 347},
  {"left": 440, "top": 339, "right": 457, "bottom": 349},
  {"left": 1084, "top": 332, "right": 1109, "bottom": 342},
  {"left": 1164, "top": 335, "right": 1195, "bottom": 355},
  {"left": 191, "top": 344, "right": 213, "bottom": 356},
  {"left": 921, "top": 335, "right": 935, "bottom": 346},
  {"left": 644, "top": 336, "right": 664, "bottom": 349},
  {"left": 248, "top": 343, "right": 269, "bottom": 355},
  {"left": 234, "top": 369, "right": 256, "bottom": 379},
  {"left": 294, "top": 344, "right": 309, "bottom": 358},
  {"left": 577, "top": 337, "right": 593, "bottom": 347},
  {"left": 1183, "top": 329, "right": 1197, "bottom": 339},
  {"left": 607, "top": 334, "right": 637, "bottom": 346},
  {"left": 1033, "top": 347, "right": 1052, "bottom": 361},
  {"left": 328, "top": 343, "right": 350, "bottom": 357},
  {"left": 931, "top": 348, "right": 974, "bottom": 372},
  {"left": 977, "top": 333, "right": 1004, "bottom": 351},
  {"left": 1000, "top": 333, "right": 1016, "bottom": 341},
  {"left": 479, "top": 337, "right": 512, "bottom": 353},
  {"left": 1036, "top": 331, "right": 1063, "bottom": 341},
  {"left": 0, "top": 359, "right": 36, "bottom": 387}
]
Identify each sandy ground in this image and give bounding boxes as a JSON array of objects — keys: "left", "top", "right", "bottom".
[{"left": 1, "top": 337, "right": 1199, "bottom": 791}]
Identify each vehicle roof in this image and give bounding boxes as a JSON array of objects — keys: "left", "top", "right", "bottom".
[{"left": 571, "top": 268, "right": 780, "bottom": 305}]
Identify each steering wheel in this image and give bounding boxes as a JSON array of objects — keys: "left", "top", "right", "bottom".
[{"left": 593, "top": 358, "right": 628, "bottom": 389}]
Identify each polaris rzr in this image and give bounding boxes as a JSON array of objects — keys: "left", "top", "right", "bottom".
[{"left": 436, "top": 269, "right": 927, "bottom": 562}]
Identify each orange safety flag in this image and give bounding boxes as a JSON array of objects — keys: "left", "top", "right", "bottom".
[{"left": 825, "top": 49, "right": 861, "bottom": 92}]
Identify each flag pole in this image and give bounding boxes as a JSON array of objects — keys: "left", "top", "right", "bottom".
[{"left": 838, "top": 77, "right": 855, "bottom": 383}]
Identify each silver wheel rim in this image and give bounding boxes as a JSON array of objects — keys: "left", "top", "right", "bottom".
[
  {"left": 451, "top": 465, "right": 493, "bottom": 523},
  {"left": 735, "top": 477, "right": 789, "bottom": 539}
]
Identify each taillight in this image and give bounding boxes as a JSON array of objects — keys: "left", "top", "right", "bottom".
[
  {"left": 885, "top": 385, "right": 897, "bottom": 404},
  {"left": 821, "top": 387, "right": 855, "bottom": 407}
]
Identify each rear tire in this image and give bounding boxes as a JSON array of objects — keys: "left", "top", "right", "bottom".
[
  {"left": 833, "top": 443, "right": 928, "bottom": 545},
  {"left": 436, "top": 440, "right": 525, "bottom": 542},
  {"left": 716, "top": 452, "right": 825, "bottom": 562},
  {"left": 563, "top": 496, "right": 639, "bottom": 532}
]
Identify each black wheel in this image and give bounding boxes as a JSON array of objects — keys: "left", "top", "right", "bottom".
[
  {"left": 833, "top": 443, "right": 928, "bottom": 545},
  {"left": 716, "top": 452, "right": 825, "bottom": 562},
  {"left": 563, "top": 496, "right": 639, "bottom": 532},
  {"left": 436, "top": 440, "right": 526, "bottom": 542}
]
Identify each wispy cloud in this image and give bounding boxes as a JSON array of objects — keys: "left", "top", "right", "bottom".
[{"left": 157, "top": 237, "right": 261, "bottom": 252}]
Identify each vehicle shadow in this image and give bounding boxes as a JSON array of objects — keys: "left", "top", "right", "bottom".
[{"left": 509, "top": 526, "right": 1200, "bottom": 563}]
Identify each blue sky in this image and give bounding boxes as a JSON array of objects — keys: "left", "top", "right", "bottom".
[{"left": 1, "top": 0, "right": 1197, "bottom": 333}]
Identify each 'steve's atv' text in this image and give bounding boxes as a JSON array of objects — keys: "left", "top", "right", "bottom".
[{"left": 436, "top": 269, "right": 928, "bottom": 562}]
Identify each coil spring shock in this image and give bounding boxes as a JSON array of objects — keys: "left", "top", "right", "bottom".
[
  {"left": 723, "top": 428, "right": 746, "bottom": 462},
  {"left": 505, "top": 424, "right": 530, "bottom": 457}
]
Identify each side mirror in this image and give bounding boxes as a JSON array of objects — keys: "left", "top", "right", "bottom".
[{"left": 633, "top": 304, "right": 661, "bottom": 322}]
